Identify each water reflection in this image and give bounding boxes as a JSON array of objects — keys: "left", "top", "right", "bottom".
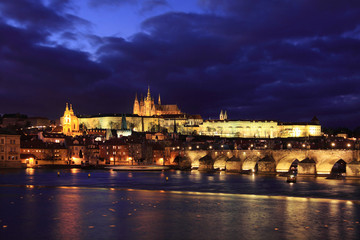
[
  {"left": 0, "top": 182, "right": 359, "bottom": 239},
  {"left": 70, "top": 168, "right": 80, "bottom": 174},
  {"left": 53, "top": 188, "right": 92, "bottom": 239},
  {"left": 25, "top": 168, "right": 35, "bottom": 175}
]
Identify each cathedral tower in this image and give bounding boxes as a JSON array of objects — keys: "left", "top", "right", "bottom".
[
  {"left": 133, "top": 93, "right": 140, "bottom": 115},
  {"left": 220, "top": 110, "right": 224, "bottom": 120},
  {"left": 60, "top": 103, "right": 80, "bottom": 136}
]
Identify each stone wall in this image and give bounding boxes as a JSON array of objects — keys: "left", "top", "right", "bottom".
[
  {"left": 0, "top": 161, "right": 25, "bottom": 168},
  {"left": 298, "top": 162, "right": 316, "bottom": 175}
]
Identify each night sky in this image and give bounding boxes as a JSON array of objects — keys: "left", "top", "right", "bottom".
[{"left": 1, "top": 0, "right": 360, "bottom": 128}]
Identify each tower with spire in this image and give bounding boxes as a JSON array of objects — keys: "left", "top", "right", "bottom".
[
  {"left": 133, "top": 93, "right": 140, "bottom": 115},
  {"left": 219, "top": 110, "right": 228, "bottom": 121},
  {"left": 60, "top": 103, "right": 80, "bottom": 136},
  {"left": 133, "top": 86, "right": 181, "bottom": 116},
  {"left": 220, "top": 110, "right": 224, "bottom": 120}
]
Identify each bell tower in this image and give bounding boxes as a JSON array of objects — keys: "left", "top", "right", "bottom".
[
  {"left": 60, "top": 103, "right": 80, "bottom": 136},
  {"left": 133, "top": 93, "right": 140, "bottom": 115}
]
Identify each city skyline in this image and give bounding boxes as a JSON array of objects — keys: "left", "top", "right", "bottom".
[{"left": 1, "top": 1, "right": 360, "bottom": 127}]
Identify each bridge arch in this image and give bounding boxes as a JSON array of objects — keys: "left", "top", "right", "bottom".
[
  {"left": 276, "top": 158, "right": 300, "bottom": 173},
  {"left": 317, "top": 158, "right": 349, "bottom": 175},
  {"left": 330, "top": 159, "right": 346, "bottom": 175},
  {"left": 198, "top": 154, "right": 214, "bottom": 171},
  {"left": 213, "top": 155, "right": 228, "bottom": 170},
  {"left": 242, "top": 155, "right": 262, "bottom": 172}
]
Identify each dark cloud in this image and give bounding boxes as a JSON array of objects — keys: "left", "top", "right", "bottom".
[
  {"left": 1, "top": 0, "right": 360, "bottom": 128},
  {"left": 89, "top": 0, "right": 169, "bottom": 14},
  {"left": 0, "top": 0, "right": 90, "bottom": 32}
]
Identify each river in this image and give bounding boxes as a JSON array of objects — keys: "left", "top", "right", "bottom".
[{"left": 0, "top": 169, "right": 359, "bottom": 239}]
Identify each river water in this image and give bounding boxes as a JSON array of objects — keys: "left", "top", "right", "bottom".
[{"left": 0, "top": 169, "right": 359, "bottom": 239}]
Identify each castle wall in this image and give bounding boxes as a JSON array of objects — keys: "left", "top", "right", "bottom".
[{"left": 198, "top": 120, "right": 321, "bottom": 138}]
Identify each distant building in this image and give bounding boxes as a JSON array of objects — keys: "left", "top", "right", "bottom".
[
  {"left": 0, "top": 129, "right": 22, "bottom": 168},
  {"left": 61, "top": 90, "right": 321, "bottom": 139},
  {"left": 21, "top": 140, "right": 68, "bottom": 167},
  {"left": 60, "top": 103, "right": 80, "bottom": 136},
  {"left": 198, "top": 111, "right": 321, "bottom": 138},
  {"left": 99, "top": 138, "right": 131, "bottom": 165},
  {"left": 27, "top": 117, "right": 51, "bottom": 128},
  {"left": 38, "top": 132, "right": 66, "bottom": 144},
  {"left": 133, "top": 87, "right": 182, "bottom": 116},
  {"left": 67, "top": 138, "right": 85, "bottom": 165}
]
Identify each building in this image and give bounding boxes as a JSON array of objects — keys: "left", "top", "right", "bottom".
[
  {"left": 99, "top": 138, "right": 131, "bottom": 165},
  {"left": 38, "top": 132, "right": 66, "bottom": 144},
  {"left": 60, "top": 103, "right": 80, "bottom": 136},
  {"left": 133, "top": 87, "right": 182, "bottom": 116},
  {"left": 0, "top": 129, "right": 22, "bottom": 168},
  {"left": 61, "top": 90, "right": 321, "bottom": 139},
  {"left": 198, "top": 111, "right": 321, "bottom": 138},
  {"left": 21, "top": 140, "right": 68, "bottom": 167},
  {"left": 67, "top": 138, "right": 85, "bottom": 165}
]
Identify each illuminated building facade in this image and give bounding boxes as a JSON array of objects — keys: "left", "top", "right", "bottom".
[
  {"left": 0, "top": 130, "right": 21, "bottom": 168},
  {"left": 133, "top": 87, "right": 182, "bottom": 116},
  {"left": 198, "top": 112, "right": 321, "bottom": 138},
  {"left": 63, "top": 93, "right": 321, "bottom": 138},
  {"left": 99, "top": 139, "right": 131, "bottom": 165},
  {"left": 20, "top": 141, "right": 68, "bottom": 167},
  {"left": 60, "top": 103, "right": 80, "bottom": 136}
]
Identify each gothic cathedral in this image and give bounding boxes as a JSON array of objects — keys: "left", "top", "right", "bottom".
[{"left": 133, "top": 87, "right": 182, "bottom": 116}]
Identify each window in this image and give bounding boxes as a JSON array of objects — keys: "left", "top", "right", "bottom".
[{"left": 0, "top": 139, "right": 4, "bottom": 144}]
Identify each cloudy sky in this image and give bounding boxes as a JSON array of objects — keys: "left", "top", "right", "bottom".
[{"left": 1, "top": 0, "right": 360, "bottom": 127}]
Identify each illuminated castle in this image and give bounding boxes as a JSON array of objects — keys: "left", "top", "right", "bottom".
[
  {"left": 133, "top": 87, "right": 182, "bottom": 116},
  {"left": 60, "top": 103, "right": 80, "bottom": 136}
]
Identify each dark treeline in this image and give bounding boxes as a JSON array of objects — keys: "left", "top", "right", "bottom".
[{"left": 322, "top": 127, "right": 360, "bottom": 138}]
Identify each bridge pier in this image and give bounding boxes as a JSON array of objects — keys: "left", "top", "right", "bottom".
[
  {"left": 346, "top": 161, "right": 360, "bottom": 177},
  {"left": 298, "top": 159, "right": 316, "bottom": 175}
]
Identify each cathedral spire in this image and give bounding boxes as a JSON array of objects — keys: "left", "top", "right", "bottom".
[
  {"left": 147, "top": 85, "right": 151, "bottom": 100},
  {"left": 220, "top": 110, "right": 224, "bottom": 120},
  {"left": 66, "top": 103, "right": 69, "bottom": 111},
  {"left": 158, "top": 94, "right": 161, "bottom": 105}
]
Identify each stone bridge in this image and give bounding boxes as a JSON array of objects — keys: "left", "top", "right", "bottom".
[{"left": 177, "top": 149, "right": 360, "bottom": 177}]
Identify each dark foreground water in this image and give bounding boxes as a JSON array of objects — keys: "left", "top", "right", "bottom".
[{"left": 0, "top": 169, "right": 360, "bottom": 240}]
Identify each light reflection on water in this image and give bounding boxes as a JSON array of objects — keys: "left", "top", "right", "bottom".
[{"left": 0, "top": 169, "right": 360, "bottom": 239}]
